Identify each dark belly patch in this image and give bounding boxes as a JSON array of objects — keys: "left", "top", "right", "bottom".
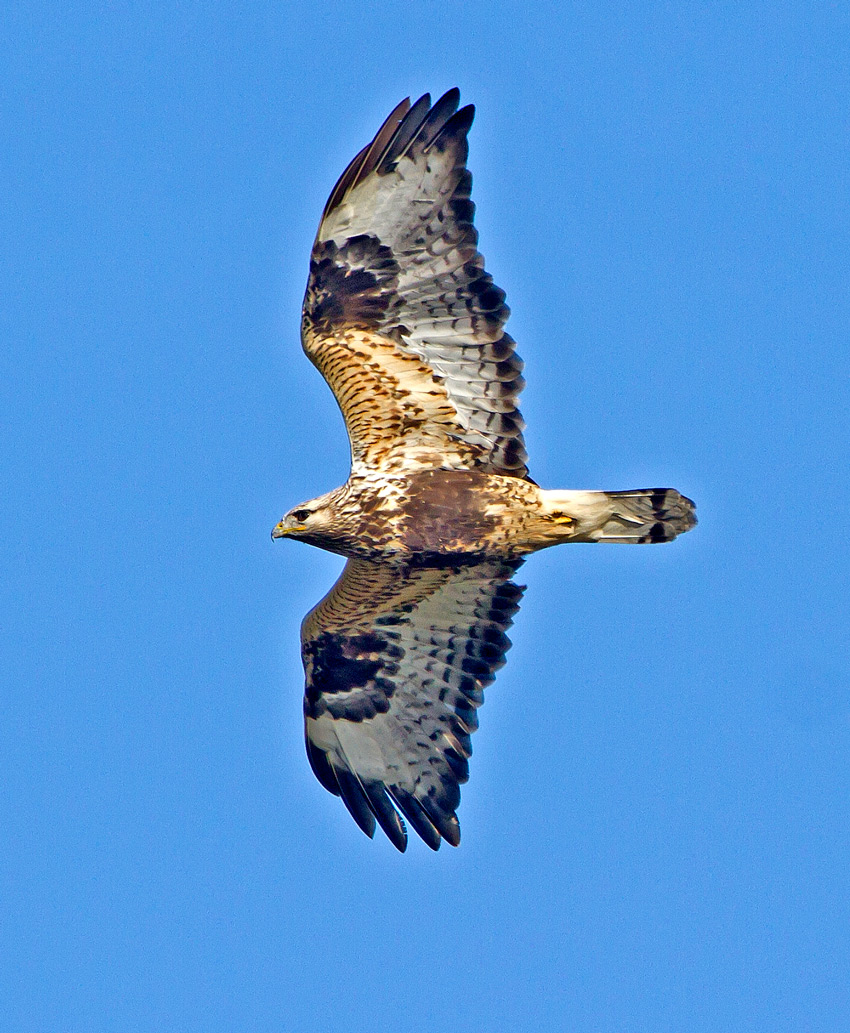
[{"left": 399, "top": 470, "right": 501, "bottom": 554}]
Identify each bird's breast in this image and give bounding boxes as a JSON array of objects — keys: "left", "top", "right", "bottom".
[{"left": 352, "top": 468, "right": 527, "bottom": 558}]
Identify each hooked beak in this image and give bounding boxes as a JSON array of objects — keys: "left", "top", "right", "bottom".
[{"left": 271, "top": 520, "right": 306, "bottom": 540}]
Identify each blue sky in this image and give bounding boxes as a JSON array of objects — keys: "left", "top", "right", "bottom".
[{"left": 3, "top": 2, "right": 849, "bottom": 1030}]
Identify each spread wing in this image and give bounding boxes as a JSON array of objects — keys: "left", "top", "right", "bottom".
[
  {"left": 300, "top": 557, "right": 525, "bottom": 850},
  {"left": 302, "top": 89, "right": 530, "bottom": 480}
]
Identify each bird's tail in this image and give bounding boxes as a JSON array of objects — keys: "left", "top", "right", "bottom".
[{"left": 541, "top": 488, "right": 697, "bottom": 543}]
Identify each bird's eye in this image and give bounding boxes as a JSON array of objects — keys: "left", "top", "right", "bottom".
[{"left": 291, "top": 509, "right": 311, "bottom": 523}]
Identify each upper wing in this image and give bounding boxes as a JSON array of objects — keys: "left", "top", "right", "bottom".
[
  {"left": 300, "top": 557, "right": 525, "bottom": 851},
  {"left": 302, "top": 89, "right": 530, "bottom": 480}
]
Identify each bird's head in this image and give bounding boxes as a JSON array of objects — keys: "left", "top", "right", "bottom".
[
  {"left": 272, "top": 500, "right": 327, "bottom": 540},
  {"left": 271, "top": 489, "right": 353, "bottom": 553}
]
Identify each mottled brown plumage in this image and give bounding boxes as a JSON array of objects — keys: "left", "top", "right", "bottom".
[{"left": 272, "top": 90, "right": 696, "bottom": 850}]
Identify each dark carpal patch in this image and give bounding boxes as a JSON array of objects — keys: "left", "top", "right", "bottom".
[
  {"left": 304, "top": 235, "right": 400, "bottom": 333},
  {"left": 304, "top": 630, "right": 399, "bottom": 720}
]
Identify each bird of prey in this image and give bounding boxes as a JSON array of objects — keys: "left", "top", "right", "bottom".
[{"left": 273, "top": 89, "right": 696, "bottom": 851}]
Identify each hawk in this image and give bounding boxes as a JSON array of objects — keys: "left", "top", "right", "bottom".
[{"left": 273, "top": 90, "right": 696, "bottom": 850}]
